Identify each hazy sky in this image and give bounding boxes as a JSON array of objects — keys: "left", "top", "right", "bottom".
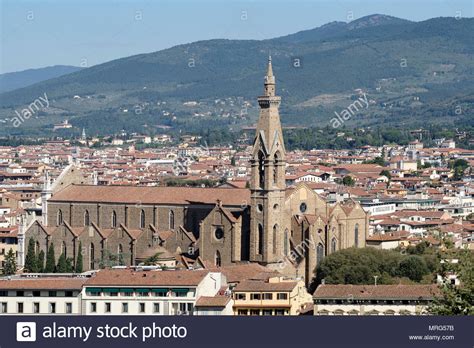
[{"left": 1, "top": 0, "right": 473, "bottom": 73}]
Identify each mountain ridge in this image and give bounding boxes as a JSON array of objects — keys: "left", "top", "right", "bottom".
[
  {"left": 0, "top": 14, "right": 472, "bottom": 136},
  {"left": 0, "top": 65, "right": 83, "bottom": 94}
]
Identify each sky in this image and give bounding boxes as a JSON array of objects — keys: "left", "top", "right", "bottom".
[{"left": 1, "top": 0, "right": 473, "bottom": 74}]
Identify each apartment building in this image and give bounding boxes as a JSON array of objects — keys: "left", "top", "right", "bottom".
[
  {"left": 82, "top": 269, "right": 226, "bottom": 315},
  {"left": 0, "top": 276, "right": 86, "bottom": 315},
  {"left": 232, "top": 277, "right": 312, "bottom": 316},
  {"left": 0, "top": 268, "right": 229, "bottom": 315}
]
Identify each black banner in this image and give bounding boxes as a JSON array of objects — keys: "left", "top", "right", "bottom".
[{"left": 0, "top": 316, "right": 472, "bottom": 348}]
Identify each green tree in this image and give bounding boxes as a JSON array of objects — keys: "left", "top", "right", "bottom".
[
  {"left": 311, "top": 247, "right": 434, "bottom": 291},
  {"left": 2, "top": 248, "right": 17, "bottom": 275},
  {"left": 364, "top": 157, "right": 385, "bottom": 166},
  {"left": 415, "top": 241, "right": 429, "bottom": 255},
  {"left": 312, "top": 247, "right": 401, "bottom": 289},
  {"left": 422, "top": 162, "right": 432, "bottom": 169},
  {"left": 443, "top": 237, "right": 454, "bottom": 249},
  {"left": 24, "top": 238, "right": 37, "bottom": 273},
  {"left": 37, "top": 250, "right": 45, "bottom": 273},
  {"left": 342, "top": 176, "right": 355, "bottom": 187},
  {"left": 143, "top": 252, "right": 162, "bottom": 266},
  {"left": 450, "top": 159, "right": 469, "bottom": 181},
  {"left": 99, "top": 249, "right": 121, "bottom": 268},
  {"left": 75, "top": 242, "right": 83, "bottom": 273},
  {"left": 379, "top": 170, "right": 391, "bottom": 180},
  {"left": 399, "top": 255, "right": 429, "bottom": 282},
  {"left": 450, "top": 159, "right": 468, "bottom": 170},
  {"left": 65, "top": 258, "right": 74, "bottom": 272},
  {"left": 56, "top": 253, "right": 67, "bottom": 273},
  {"left": 429, "top": 251, "right": 474, "bottom": 315},
  {"left": 45, "top": 243, "right": 56, "bottom": 273}
]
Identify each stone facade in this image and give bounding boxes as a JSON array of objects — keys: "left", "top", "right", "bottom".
[{"left": 25, "top": 59, "right": 369, "bottom": 286}]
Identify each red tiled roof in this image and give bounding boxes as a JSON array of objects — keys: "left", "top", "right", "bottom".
[
  {"left": 0, "top": 278, "right": 87, "bottom": 290},
  {"left": 85, "top": 268, "right": 209, "bottom": 286},
  {"left": 234, "top": 280, "right": 297, "bottom": 292},
  {"left": 210, "top": 263, "right": 278, "bottom": 284},
  {"left": 313, "top": 284, "right": 439, "bottom": 300},
  {"left": 50, "top": 185, "right": 250, "bottom": 207},
  {"left": 195, "top": 296, "right": 231, "bottom": 307},
  {"left": 366, "top": 234, "right": 401, "bottom": 242}
]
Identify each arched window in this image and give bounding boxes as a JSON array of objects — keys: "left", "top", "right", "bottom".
[
  {"left": 317, "top": 243, "right": 324, "bottom": 264},
  {"left": 140, "top": 210, "right": 145, "bottom": 229},
  {"left": 258, "top": 223, "right": 264, "bottom": 255},
  {"left": 89, "top": 243, "right": 95, "bottom": 270},
  {"left": 61, "top": 241, "right": 67, "bottom": 257},
  {"left": 84, "top": 210, "right": 90, "bottom": 226},
  {"left": 169, "top": 210, "right": 175, "bottom": 230},
  {"left": 354, "top": 223, "right": 359, "bottom": 247},
  {"left": 284, "top": 229, "right": 289, "bottom": 256},
  {"left": 215, "top": 250, "right": 221, "bottom": 267},
  {"left": 273, "top": 224, "right": 278, "bottom": 254},
  {"left": 57, "top": 210, "right": 63, "bottom": 226},
  {"left": 258, "top": 151, "right": 265, "bottom": 188},
  {"left": 273, "top": 152, "right": 280, "bottom": 185},
  {"left": 111, "top": 211, "right": 117, "bottom": 228},
  {"left": 331, "top": 237, "right": 337, "bottom": 253},
  {"left": 35, "top": 241, "right": 40, "bottom": 254}
]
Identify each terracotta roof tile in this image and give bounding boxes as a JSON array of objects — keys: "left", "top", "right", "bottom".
[
  {"left": 313, "top": 284, "right": 439, "bottom": 300},
  {"left": 195, "top": 295, "right": 231, "bottom": 307},
  {"left": 50, "top": 184, "right": 250, "bottom": 207},
  {"left": 210, "top": 263, "right": 278, "bottom": 284},
  {"left": 234, "top": 280, "right": 298, "bottom": 292},
  {"left": 0, "top": 278, "right": 87, "bottom": 290},
  {"left": 85, "top": 268, "right": 209, "bottom": 287}
]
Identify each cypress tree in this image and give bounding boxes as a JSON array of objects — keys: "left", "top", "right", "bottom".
[
  {"left": 24, "top": 238, "right": 37, "bottom": 273},
  {"left": 45, "top": 243, "right": 56, "bottom": 273},
  {"left": 56, "top": 253, "right": 67, "bottom": 273},
  {"left": 2, "top": 248, "right": 17, "bottom": 275},
  {"left": 75, "top": 242, "right": 83, "bottom": 273},
  {"left": 65, "top": 258, "right": 74, "bottom": 272},
  {"left": 37, "top": 250, "right": 45, "bottom": 273}
]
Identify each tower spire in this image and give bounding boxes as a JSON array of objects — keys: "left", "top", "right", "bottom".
[
  {"left": 249, "top": 57, "right": 287, "bottom": 264},
  {"left": 266, "top": 55, "right": 273, "bottom": 78},
  {"left": 264, "top": 56, "right": 275, "bottom": 96}
]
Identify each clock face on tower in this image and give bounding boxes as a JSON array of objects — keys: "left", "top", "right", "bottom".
[{"left": 300, "top": 202, "right": 307, "bottom": 213}]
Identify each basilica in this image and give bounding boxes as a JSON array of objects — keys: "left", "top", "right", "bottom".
[{"left": 25, "top": 58, "right": 368, "bottom": 284}]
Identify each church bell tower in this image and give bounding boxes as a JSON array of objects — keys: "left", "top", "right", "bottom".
[{"left": 249, "top": 56, "right": 287, "bottom": 264}]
